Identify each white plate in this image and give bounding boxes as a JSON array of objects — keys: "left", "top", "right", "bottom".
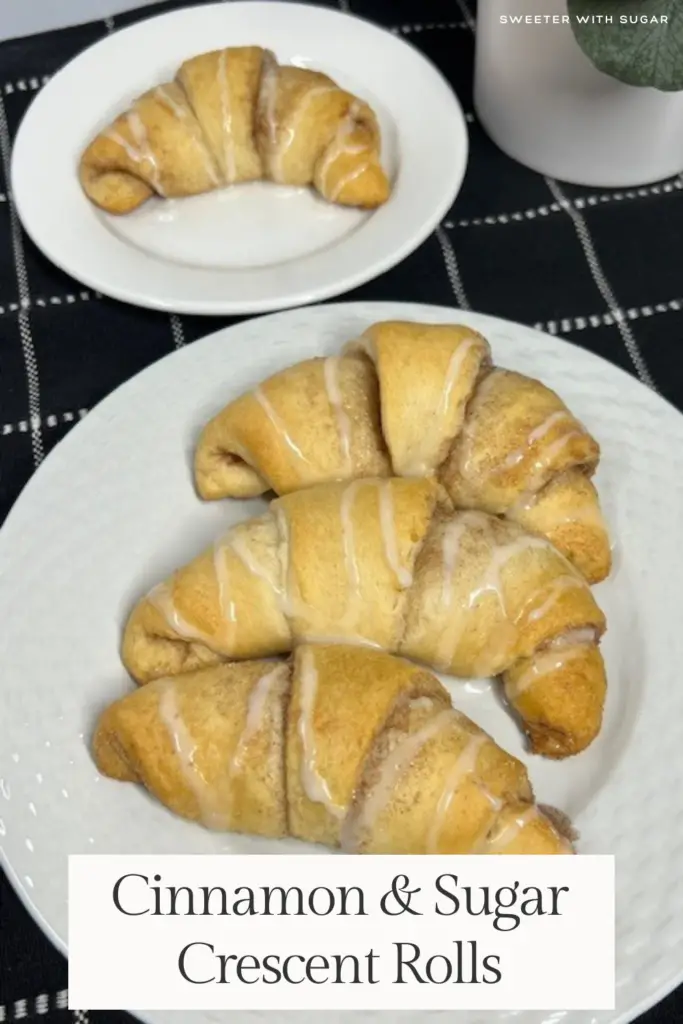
[
  {"left": 10, "top": 2, "right": 467, "bottom": 315},
  {"left": 1, "top": 300, "right": 682, "bottom": 1024}
]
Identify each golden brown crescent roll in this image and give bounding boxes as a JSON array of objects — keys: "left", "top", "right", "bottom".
[
  {"left": 194, "top": 320, "right": 611, "bottom": 584},
  {"left": 79, "top": 46, "right": 390, "bottom": 214},
  {"left": 122, "top": 478, "right": 607, "bottom": 759},
  {"left": 93, "top": 645, "right": 574, "bottom": 854}
]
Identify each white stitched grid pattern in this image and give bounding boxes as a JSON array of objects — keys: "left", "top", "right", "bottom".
[
  {"left": 435, "top": 225, "right": 470, "bottom": 309},
  {"left": 0, "top": 94, "right": 44, "bottom": 465},
  {"left": 2, "top": 76, "right": 51, "bottom": 95},
  {"left": 443, "top": 178, "right": 683, "bottom": 227},
  {"left": 0, "top": 991, "right": 68, "bottom": 1021},
  {"left": 169, "top": 313, "right": 185, "bottom": 348},
  {"left": 0, "top": 292, "right": 94, "bottom": 315},
  {"left": 2, "top": 410, "right": 88, "bottom": 436},
  {"left": 454, "top": 0, "right": 477, "bottom": 32},
  {"left": 538, "top": 299, "right": 683, "bottom": 335},
  {"left": 545, "top": 176, "right": 657, "bottom": 390},
  {"left": 395, "top": 22, "right": 469, "bottom": 33}
]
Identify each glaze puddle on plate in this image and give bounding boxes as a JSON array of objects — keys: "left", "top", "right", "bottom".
[{"left": 104, "top": 182, "right": 372, "bottom": 269}]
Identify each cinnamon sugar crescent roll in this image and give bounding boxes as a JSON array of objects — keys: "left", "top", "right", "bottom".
[
  {"left": 122, "top": 478, "right": 607, "bottom": 758},
  {"left": 79, "top": 46, "right": 390, "bottom": 214},
  {"left": 94, "top": 645, "right": 575, "bottom": 854},
  {"left": 194, "top": 320, "right": 611, "bottom": 584}
]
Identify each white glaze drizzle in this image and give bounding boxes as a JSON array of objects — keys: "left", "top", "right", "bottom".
[
  {"left": 213, "top": 537, "right": 238, "bottom": 645},
  {"left": 439, "top": 338, "right": 480, "bottom": 418},
  {"left": 480, "top": 787, "right": 504, "bottom": 813},
  {"left": 318, "top": 102, "right": 371, "bottom": 199},
  {"left": 426, "top": 733, "right": 487, "bottom": 853},
  {"left": 323, "top": 356, "right": 352, "bottom": 470},
  {"left": 483, "top": 806, "right": 539, "bottom": 853},
  {"left": 505, "top": 643, "right": 590, "bottom": 701},
  {"left": 103, "top": 128, "right": 143, "bottom": 165},
  {"left": 440, "top": 518, "right": 469, "bottom": 608},
  {"left": 154, "top": 85, "right": 187, "bottom": 120},
  {"left": 467, "top": 532, "right": 550, "bottom": 614},
  {"left": 126, "top": 110, "right": 164, "bottom": 195},
  {"left": 317, "top": 101, "right": 367, "bottom": 188},
  {"left": 158, "top": 681, "right": 227, "bottom": 829},
  {"left": 486, "top": 805, "right": 573, "bottom": 854},
  {"left": 378, "top": 481, "right": 413, "bottom": 588},
  {"left": 254, "top": 386, "right": 310, "bottom": 465},
  {"left": 298, "top": 648, "right": 345, "bottom": 818},
  {"left": 225, "top": 526, "right": 280, "bottom": 593},
  {"left": 398, "top": 337, "right": 484, "bottom": 477},
  {"left": 532, "top": 430, "right": 583, "bottom": 474},
  {"left": 103, "top": 112, "right": 163, "bottom": 195},
  {"left": 497, "top": 413, "right": 575, "bottom": 472},
  {"left": 155, "top": 85, "right": 220, "bottom": 186},
  {"left": 528, "top": 410, "right": 572, "bottom": 444},
  {"left": 436, "top": 513, "right": 551, "bottom": 670},
  {"left": 341, "top": 706, "right": 454, "bottom": 852},
  {"left": 258, "top": 52, "right": 280, "bottom": 153},
  {"left": 217, "top": 49, "right": 237, "bottom": 184},
  {"left": 217, "top": 514, "right": 300, "bottom": 624},
  {"left": 507, "top": 483, "right": 608, "bottom": 535},
  {"left": 524, "top": 573, "right": 583, "bottom": 623},
  {"left": 552, "top": 625, "right": 599, "bottom": 646},
  {"left": 330, "top": 483, "right": 385, "bottom": 646},
  {"left": 148, "top": 582, "right": 212, "bottom": 644},
  {"left": 230, "top": 664, "right": 285, "bottom": 773},
  {"left": 328, "top": 161, "right": 370, "bottom": 202},
  {"left": 275, "top": 505, "right": 305, "bottom": 622},
  {"left": 270, "top": 84, "right": 339, "bottom": 182},
  {"left": 340, "top": 481, "right": 363, "bottom": 598},
  {"left": 499, "top": 432, "right": 583, "bottom": 494}
]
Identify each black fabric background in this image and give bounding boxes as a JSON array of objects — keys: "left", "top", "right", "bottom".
[{"left": 0, "top": 0, "right": 681, "bottom": 1020}]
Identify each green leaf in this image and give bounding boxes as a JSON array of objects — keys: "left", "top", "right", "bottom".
[{"left": 567, "top": 0, "right": 683, "bottom": 91}]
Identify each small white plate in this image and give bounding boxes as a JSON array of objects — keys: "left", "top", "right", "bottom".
[
  {"left": 10, "top": 2, "right": 468, "bottom": 315},
  {"left": 2, "top": 301, "right": 683, "bottom": 1024}
]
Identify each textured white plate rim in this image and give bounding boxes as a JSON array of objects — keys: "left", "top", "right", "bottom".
[
  {"left": 2, "top": 300, "right": 683, "bottom": 1024},
  {"left": 9, "top": 2, "right": 469, "bottom": 315}
]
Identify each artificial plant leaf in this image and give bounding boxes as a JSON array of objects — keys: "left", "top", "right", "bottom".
[{"left": 567, "top": 0, "right": 683, "bottom": 91}]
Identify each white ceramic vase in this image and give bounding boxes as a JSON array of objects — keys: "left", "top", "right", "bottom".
[{"left": 473, "top": 0, "right": 683, "bottom": 187}]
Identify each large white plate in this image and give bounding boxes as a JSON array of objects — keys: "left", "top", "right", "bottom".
[
  {"left": 1, "top": 301, "right": 681, "bottom": 1024},
  {"left": 10, "top": 2, "right": 467, "bottom": 315}
]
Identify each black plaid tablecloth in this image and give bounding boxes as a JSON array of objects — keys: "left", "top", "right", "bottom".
[{"left": 1, "top": 0, "right": 682, "bottom": 1020}]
